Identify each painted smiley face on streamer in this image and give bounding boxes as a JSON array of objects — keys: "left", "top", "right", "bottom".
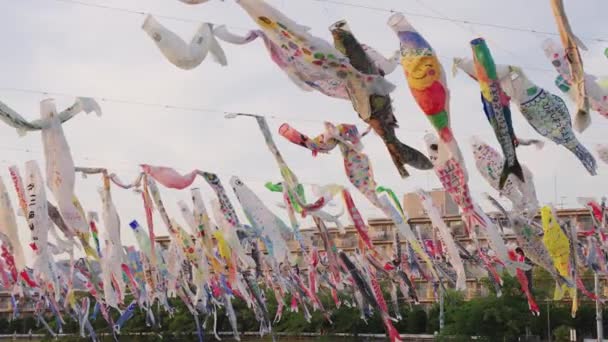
[{"left": 403, "top": 56, "right": 440, "bottom": 90}]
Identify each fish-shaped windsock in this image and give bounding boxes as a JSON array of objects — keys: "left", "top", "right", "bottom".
[
  {"left": 141, "top": 164, "right": 198, "bottom": 190},
  {"left": 215, "top": 0, "right": 394, "bottom": 114},
  {"left": 509, "top": 249, "right": 540, "bottom": 316},
  {"left": 540, "top": 206, "right": 576, "bottom": 308},
  {"left": 99, "top": 176, "right": 126, "bottom": 301},
  {"left": 24, "top": 161, "right": 53, "bottom": 284},
  {"left": 423, "top": 133, "right": 522, "bottom": 274},
  {"left": 389, "top": 13, "right": 462, "bottom": 165},
  {"left": 470, "top": 38, "right": 524, "bottom": 189},
  {"left": 596, "top": 144, "right": 608, "bottom": 165},
  {"left": 339, "top": 251, "right": 403, "bottom": 342},
  {"left": 253, "top": 115, "right": 338, "bottom": 214},
  {"left": 41, "top": 99, "right": 88, "bottom": 235},
  {"left": 279, "top": 123, "right": 337, "bottom": 156},
  {"left": 202, "top": 172, "right": 242, "bottom": 230},
  {"left": 549, "top": 0, "right": 589, "bottom": 132},
  {"left": 0, "top": 176, "right": 25, "bottom": 273},
  {"left": 454, "top": 59, "right": 596, "bottom": 175},
  {"left": 280, "top": 122, "right": 382, "bottom": 208},
  {"left": 555, "top": 70, "right": 608, "bottom": 123},
  {"left": 471, "top": 136, "right": 539, "bottom": 215},
  {"left": 486, "top": 195, "right": 571, "bottom": 288},
  {"left": 210, "top": 199, "right": 255, "bottom": 269},
  {"left": 330, "top": 19, "right": 433, "bottom": 177},
  {"left": 142, "top": 15, "right": 226, "bottom": 69},
  {"left": 544, "top": 39, "right": 608, "bottom": 131},
  {"left": 230, "top": 177, "right": 291, "bottom": 262},
  {"left": 416, "top": 189, "right": 466, "bottom": 291},
  {"left": 0, "top": 97, "right": 100, "bottom": 136},
  {"left": 378, "top": 195, "right": 438, "bottom": 280}
]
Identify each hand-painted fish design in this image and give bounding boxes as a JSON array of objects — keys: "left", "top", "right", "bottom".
[
  {"left": 330, "top": 19, "right": 432, "bottom": 177},
  {"left": 455, "top": 59, "right": 596, "bottom": 175},
  {"left": 486, "top": 194, "right": 570, "bottom": 287},
  {"left": 470, "top": 38, "right": 524, "bottom": 189},
  {"left": 471, "top": 137, "right": 539, "bottom": 215},
  {"left": 219, "top": 0, "right": 395, "bottom": 113},
  {"left": 231, "top": 177, "right": 291, "bottom": 262},
  {"left": 389, "top": 13, "right": 462, "bottom": 166},
  {"left": 280, "top": 122, "right": 382, "bottom": 207},
  {"left": 339, "top": 251, "right": 402, "bottom": 342},
  {"left": 423, "top": 133, "right": 526, "bottom": 275}
]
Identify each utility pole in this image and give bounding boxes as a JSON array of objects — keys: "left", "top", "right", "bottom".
[
  {"left": 595, "top": 273, "right": 604, "bottom": 342},
  {"left": 547, "top": 300, "right": 552, "bottom": 342},
  {"left": 439, "top": 281, "right": 445, "bottom": 331}
]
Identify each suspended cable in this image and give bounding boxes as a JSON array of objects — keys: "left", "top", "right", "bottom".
[
  {"left": 311, "top": 0, "right": 608, "bottom": 44},
  {"left": 2, "top": 85, "right": 608, "bottom": 136},
  {"left": 43, "top": 0, "right": 586, "bottom": 74}
]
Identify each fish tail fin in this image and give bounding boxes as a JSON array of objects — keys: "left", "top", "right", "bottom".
[
  {"left": 386, "top": 140, "right": 433, "bottom": 178},
  {"left": 383, "top": 316, "right": 403, "bottom": 342},
  {"left": 564, "top": 140, "right": 597, "bottom": 176},
  {"left": 499, "top": 158, "right": 525, "bottom": 189},
  {"left": 529, "top": 298, "right": 541, "bottom": 316}
]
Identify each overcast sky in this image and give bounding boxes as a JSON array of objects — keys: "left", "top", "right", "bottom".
[{"left": 0, "top": 0, "right": 607, "bottom": 262}]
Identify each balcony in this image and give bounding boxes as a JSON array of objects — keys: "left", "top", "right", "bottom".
[{"left": 369, "top": 229, "right": 394, "bottom": 242}]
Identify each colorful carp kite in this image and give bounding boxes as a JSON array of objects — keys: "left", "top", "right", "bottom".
[
  {"left": 279, "top": 122, "right": 382, "bottom": 207},
  {"left": 329, "top": 19, "right": 432, "bottom": 177},
  {"left": 486, "top": 195, "right": 570, "bottom": 287},
  {"left": 389, "top": 13, "right": 461, "bottom": 165},
  {"left": 549, "top": 0, "right": 590, "bottom": 132},
  {"left": 142, "top": 15, "right": 227, "bottom": 69},
  {"left": 540, "top": 206, "right": 578, "bottom": 315},
  {"left": 508, "top": 249, "right": 540, "bottom": 316},
  {"left": 230, "top": 176, "right": 292, "bottom": 263},
  {"left": 422, "top": 133, "right": 524, "bottom": 276},
  {"left": 471, "top": 136, "right": 538, "bottom": 215},
  {"left": 454, "top": 58, "right": 596, "bottom": 175},
  {"left": 188, "top": 0, "right": 395, "bottom": 119},
  {"left": 470, "top": 38, "right": 524, "bottom": 189}
]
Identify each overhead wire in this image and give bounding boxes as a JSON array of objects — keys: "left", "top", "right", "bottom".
[
  {"left": 310, "top": 0, "right": 608, "bottom": 44},
  {"left": 2, "top": 85, "right": 608, "bottom": 140},
  {"left": 1, "top": 0, "right": 604, "bottom": 184},
  {"left": 41, "top": 0, "right": 602, "bottom": 75}
]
